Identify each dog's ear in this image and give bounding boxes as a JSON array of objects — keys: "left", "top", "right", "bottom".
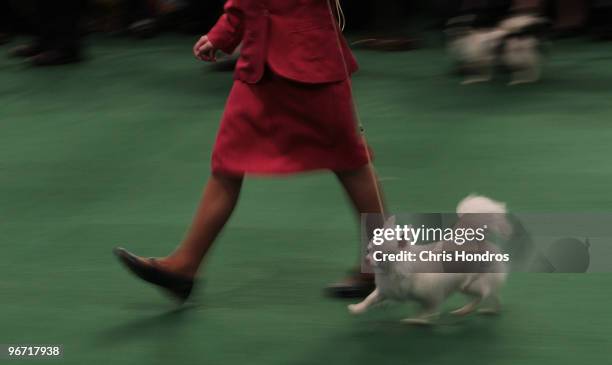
[{"left": 383, "top": 215, "right": 397, "bottom": 230}]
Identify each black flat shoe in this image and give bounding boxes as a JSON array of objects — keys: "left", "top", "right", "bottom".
[
  {"left": 113, "top": 247, "right": 195, "bottom": 303},
  {"left": 325, "top": 270, "right": 376, "bottom": 299}
]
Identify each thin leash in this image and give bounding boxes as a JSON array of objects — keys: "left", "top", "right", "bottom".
[{"left": 326, "top": 0, "right": 387, "bottom": 219}]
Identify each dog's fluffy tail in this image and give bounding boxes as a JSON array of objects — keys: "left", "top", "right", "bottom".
[{"left": 456, "top": 194, "right": 512, "bottom": 239}]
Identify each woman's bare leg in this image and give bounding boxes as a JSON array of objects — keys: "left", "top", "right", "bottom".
[
  {"left": 336, "top": 164, "right": 387, "bottom": 267},
  {"left": 327, "top": 164, "right": 386, "bottom": 298},
  {"left": 156, "top": 173, "right": 243, "bottom": 277},
  {"left": 336, "top": 164, "right": 386, "bottom": 215}
]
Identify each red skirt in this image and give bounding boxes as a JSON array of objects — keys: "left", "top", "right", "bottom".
[{"left": 211, "top": 69, "right": 368, "bottom": 176}]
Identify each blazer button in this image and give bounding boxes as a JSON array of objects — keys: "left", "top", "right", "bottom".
[{"left": 263, "top": 9, "right": 270, "bottom": 16}]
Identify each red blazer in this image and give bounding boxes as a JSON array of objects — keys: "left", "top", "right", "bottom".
[{"left": 207, "top": 0, "right": 358, "bottom": 84}]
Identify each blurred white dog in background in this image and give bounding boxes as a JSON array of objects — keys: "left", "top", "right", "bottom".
[{"left": 447, "top": 14, "right": 548, "bottom": 85}]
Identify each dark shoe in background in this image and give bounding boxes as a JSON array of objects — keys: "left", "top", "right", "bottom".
[
  {"left": 8, "top": 43, "right": 43, "bottom": 58},
  {"left": 29, "top": 49, "right": 82, "bottom": 66},
  {"left": 128, "top": 18, "right": 158, "bottom": 39},
  {"left": 325, "top": 270, "right": 376, "bottom": 299},
  {"left": 352, "top": 37, "right": 420, "bottom": 52}
]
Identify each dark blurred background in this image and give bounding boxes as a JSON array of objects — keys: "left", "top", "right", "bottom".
[{"left": 0, "top": 0, "right": 610, "bottom": 65}]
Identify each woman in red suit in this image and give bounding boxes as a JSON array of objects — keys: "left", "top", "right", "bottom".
[{"left": 115, "top": 0, "right": 384, "bottom": 300}]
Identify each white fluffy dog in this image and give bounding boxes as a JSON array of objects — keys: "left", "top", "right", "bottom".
[
  {"left": 447, "top": 14, "right": 548, "bottom": 85},
  {"left": 348, "top": 195, "right": 511, "bottom": 325}
]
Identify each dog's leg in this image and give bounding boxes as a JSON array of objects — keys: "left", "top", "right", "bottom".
[
  {"left": 524, "top": 64, "right": 541, "bottom": 83},
  {"left": 348, "top": 289, "right": 382, "bottom": 315},
  {"left": 509, "top": 65, "right": 540, "bottom": 85},
  {"left": 451, "top": 297, "right": 482, "bottom": 316},
  {"left": 478, "top": 293, "right": 502, "bottom": 315},
  {"left": 461, "top": 61, "right": 492, "bottom": 85},
  {"left": 401, "top": 302, "right": 440, "bottom": 325},
  {"left": 462, "top": 73, "right": 492, "bottom": 84},
  {"left": 509, "top": 70, "right": 528, "bottom": 85},
  {"left": 462, "top": 77, "right": 487, "bottom": 85},
  {"left": 481, "top": 61, "right": 493, "bottom": 82},
  {"left": 453, "top": 279, "right": 488, "bottom": 316},
  {"left": 462, "top": 63, "right": 492, "bottom": 85}
]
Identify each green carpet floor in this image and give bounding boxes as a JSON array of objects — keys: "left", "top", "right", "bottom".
[{"left": 1, "top": 35, "right": 611, "bottom": 364}]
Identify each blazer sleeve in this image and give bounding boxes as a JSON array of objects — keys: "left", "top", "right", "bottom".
[{"left": 206, "top": 0, "right": 244, "bottom": 55}]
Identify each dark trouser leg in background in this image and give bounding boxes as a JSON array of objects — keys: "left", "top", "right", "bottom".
[
  {"left": 27, "top": 0, "right": 85, "bottom": 65},
  {"left": 0, "top": 0, "right": 13, "bottom": 44}
]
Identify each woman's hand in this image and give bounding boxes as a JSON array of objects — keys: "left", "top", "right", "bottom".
[{"left": 193, "top": 35, "right": 217, "bottom": 62}]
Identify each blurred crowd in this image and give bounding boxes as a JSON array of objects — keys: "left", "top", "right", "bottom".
[
  {"left": 0, "top": 0, "right": 227, "bottom": 65},
  {"left": 0, "top": 0, "right": 610, "bottom": 66}
]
